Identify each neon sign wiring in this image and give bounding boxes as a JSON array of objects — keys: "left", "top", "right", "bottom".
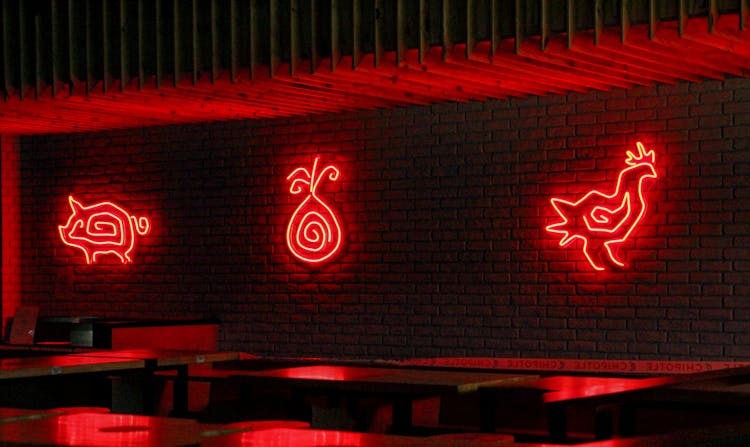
[
  {"left": 59, "top": 195, "right": 151, "bottom": 264},
  {"left": 545, "top": 142, "right": 658, "bottom": 271},
  {"left": 286, "top": 157, "right": 343, "bottom": 265}
]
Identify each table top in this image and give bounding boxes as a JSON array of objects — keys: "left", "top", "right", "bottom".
[
  {"left": 541, "top": 364, "right": 750, "bottom": 404},
  {"left": 635, "top": 375, "right": 750, "bottom": 407},
  {"left": 519, "top": 375, "right": 646, "bottom": 391},
  {"left": 0, "top": 354, "right": 145, "bottom": 379},
  {"left": 482, "top": 375, "right": 648, "bottom": 397},
  {"left": 71, "top": 349, "right": 240, "bottom": 368},
  {"left": 199, "top": 428, "right": 535, "bottom": 447},
  {"left": 229, "top": 365, "right": 538, "bottom": 394},
  {"left": 0, "top": 412, "right": 202, "bottom": 447},
  {"left": 0, "top": 407, "right": 67, "bottom": 423}
]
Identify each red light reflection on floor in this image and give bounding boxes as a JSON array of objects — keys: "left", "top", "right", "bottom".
[
  {"left": 54, "top": 414, "right": 150, "bottom": 446},
  {"left": 58, "top": 195, "right": 151, "bottom": 264},
  {"left": 275, "top": 365, "right": 366, "bottom": 381},
  {"left": 546, "top": 142, "right": 657, "bottom": 271},
  {"left": 240, "top": 428, "right": 367, "bottom": 447},
  {"left": 2, "top": 412, "right": 202, "bottom": 446},
  {"left": 286, "top": 157, "right": 343, "bottom": 265}
]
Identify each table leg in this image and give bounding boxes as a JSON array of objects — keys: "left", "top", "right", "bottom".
[
  {"left": 480, "top": 389, "right": 497, "bottom": 433},
  {"left": 391, "top": 397, "right": 412, "bottom": 435},
  {"left": 548, "top": 403, "right": 567, "bottom": 442},
  {"left": 594, "top": 405, "right": 614, "bottom": 440},
  {"left": 172, "top": 365, "right": 189, "bottom": 417},
  {"left": 141, "top": 364, "right": 157, "bottom": 416},
  {"left": 290, "top": 388, "right": 311, "bottom": 422},
  {"left": 619, "top": 403, "right": 636, "bottom": 437}
]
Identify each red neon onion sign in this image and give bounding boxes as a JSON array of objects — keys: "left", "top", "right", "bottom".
[
  {"left": 58, "top": 195, "right": 151, "bottom": 264},
  {"left": 286, "top": 157, "right": 343, "bottom": 264},
  {"left": 546, "top": 142, "right": 657, "bottom": 271}
]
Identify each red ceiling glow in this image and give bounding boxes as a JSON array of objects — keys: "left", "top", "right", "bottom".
[
  {"left": 546, "top": 142, "right": 658, "bottom": 271},
  {"left": 58, "top": 195, "right": 151, "bottom": 264},
  {"left": 286, "top": 157, "right": 343, "bottom": 265}
]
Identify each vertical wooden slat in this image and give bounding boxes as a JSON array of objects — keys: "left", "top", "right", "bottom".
[
  {"left": 514, "top": 0, "right": 522, "bottom": 54},
  {"left": 155, "top": 0, "right": 163, "bottom": 88},
  {"left": 173, "top": 0, "right": 180, "bottom": 87},
  {"left": 742, "top": 0, "right": 748, "bottom": 31},
  {"left": 374, "top": 0, "right": 383, "bottom": 67},
  {"left": 137, "top": 0, "right": 144, "bottom": 89},
  {"left": 442, "top": 0, "right": 452, "bottom": 61},
  {"left": 34, "top": 14, "right": 41, "bottom": 99},
  {"left": 229, "top": 0, "right": 238, "bottom": 81},
  {"left": 708, "top": 0, "right": 717, "bottom": 33},
  {"left": 620, "top": 0, "right": 629, "bottom": 43},
  {"left": 490, "top": 0, "right": 500, "bottom": 60},
  {"left": 330, "top": 0, "right": 339, "bottom": 72},
  {"left": 18, "top": 0, "right": 25, "bottom": 99},
  {"left": 102, "top": 0, "right": 110, "bottom": 92},
  {"left": 540, "top": 0, "right": 548, "bottom": 51},
  {"left": 466, "top": 0, "right": 474, "bottom": 58},
  {"left": 191, "top": 0, "right": 198, "bottom": 84},
  {"left": 567, "top": 0, "right": 575, "bottom": 48},
  {"left": 419, "top": 0, "right": 428, "bottom": 63},
  {"left": 648, "top": 0, "right": 656, "bottom": 40},
  {"left": 3, "top": 0, "right": 12, "bottom": 99},
  {"left": 594, "top": 0, "right": 603, "bottom": 45},
  {"left": 310, "top": 0, "right": 318, "bottom": 72},
  {"left": 249, "top": 0, "right": 256, "bottom": 79},
  {"left": 678, "top": 0, "right": 686, "bottom": 37},
  {"left": 51, "top": 0, "right": 60, "bottom": 97},
  {"left": 269, "top": 0, "right": 278, "bottom": 76},
  {"left": 351, "top": 0, "right": 359, "bottom": 69},
  {"left": 86, "top": 0, "right": 93, "bottom": 93},
  {"left": 120, "top": 0, "right": 128, "bottom": 91},
  {"left": 68, "top": 0, "right": 77, "bottom": 93},
  {"left": 291, "top": 0, "right": 300, "bottom": 74},
  {"left": 397, "top": 0, "right": 406, "bottom": 65},
  {"left": 211, "top": 0, "right": 219, "bottom": 82}
]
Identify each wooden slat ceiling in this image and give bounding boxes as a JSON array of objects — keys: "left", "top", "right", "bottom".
[{"left": 0, "top": 0, "right": 749, "bottom": 136}]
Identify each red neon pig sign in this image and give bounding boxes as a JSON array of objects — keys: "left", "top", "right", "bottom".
[
  {"left": 286, "top": 157, "right": 343, "bottom": 264},
  {"left": 59, "top": 195, "right": 151, "bottom": 264},
  {"left": 546, "top": 142, "right": 657, "bottom": 271}
]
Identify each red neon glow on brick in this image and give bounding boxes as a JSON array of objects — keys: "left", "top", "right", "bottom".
[
  {"left": 58, "top": 196, "right": 151, "bottom": 264},
  {"left": 546, "top": 142, "right": 657, "bottom": 271},
  {"left": 286, "top": 157, "right": 343, "bottom": 264}
]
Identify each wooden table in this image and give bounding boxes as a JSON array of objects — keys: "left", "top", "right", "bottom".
[
  {"left": 0, "top": 412, "right": 202, "bottom": 446},
  {"left": 480, "top": 365, "right": 750, "bottom": 442},
  {"left": 227, "top": 365, "right": 538, "bottom": 434},
  {"left": 70, "top": 349, "right": 240, "bottom": 416},
  {"left": 640, "top": 376, "right": 750, "bottom": 406},
  {"left": 0, "top": 354, "right": 144, "bottom": 380},
  {"left": 478, "top": 375, "right": 648, "bottom": 440},
  {"left": 71, "top": 349, "right": 239, "bottom": 368}
]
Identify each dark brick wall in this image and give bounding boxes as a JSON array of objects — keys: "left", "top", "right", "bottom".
[{"left": 17, "top": 76, "right": 750, "bottom": 360}]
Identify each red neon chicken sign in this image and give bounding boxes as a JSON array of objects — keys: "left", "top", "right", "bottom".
[
  {"left": 546, "top": 142, "right": 658, "bottom": 271},
  {"left": 59, "top": 195, "right": 151, "bottom": 264},
  {"left": 286, "top": 157, "right": 343, "bottom": 265}
]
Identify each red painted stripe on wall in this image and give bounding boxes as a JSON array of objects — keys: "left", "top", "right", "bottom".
[{"left": 402, "top": 357, "right": 750, "bottom": 375}]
